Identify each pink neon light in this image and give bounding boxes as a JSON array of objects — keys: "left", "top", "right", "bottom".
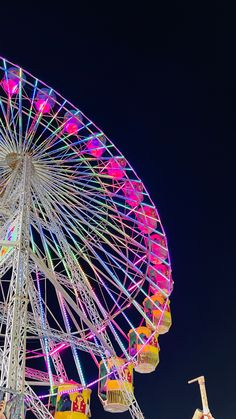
[
  {"left": 148, "top": 264, "right": 173, "bottom": 294},
  {"left": 87, "top": 325, "right": 106, "bottom": 340},
  {"left": 106, "top": 157, "right": 126, "bottom": 179},
  {"left": 128, "top": 279, "right": 143, "bottom": 292},
  {"left": 2, "top": 78, "right": 19, "bottom": 96},
  {"left": 147, "top": 233, "right": 168, "bottom": 264},
  {"left": 134, "top": 255, "right": 146, "bottom": 266},
  {"left": 87, "top": 333, "right": 94, "bottom": 340},
  {"left": 122, "top": 180, "right": 144, "bottom": 208},
  {"left": 99, "top": 325, "right": 106, "bottom": 332},
  {"left": 49, "top": 343, "right": 67, "bottom": 356},
  {"left": 2, "top": 67, "right": 24, "bottom": 96},
  {"left": 135, "top": 206, "right": 158, "bottom": 234},
  {"left": 64, "top": 120, "right": 80, "bottom": 134},
  {"left": 35, "top": 99, "right": 51, "bottom": 114},
  {"left": 87, "top": 136, "right": 106, "bottom": 157},
  {"left": 35, "top": 88, "right": 56, "bottom": 114}
]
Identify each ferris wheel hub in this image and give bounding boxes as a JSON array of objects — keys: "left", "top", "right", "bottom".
[{"left": 5, "top": 152, "right": 20, "bottom": 169}]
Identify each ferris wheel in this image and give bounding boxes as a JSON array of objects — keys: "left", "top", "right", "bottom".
[{"left": 0, "top": 57, "right": 173, "bottom": 419}]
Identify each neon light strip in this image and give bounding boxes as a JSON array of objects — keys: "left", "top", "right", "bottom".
[
  {"left": 49, "top": 343, "right": 67, "bottom": 356},
  {"left": 128, "top": 279, "right": 143, "bottom": 292}
]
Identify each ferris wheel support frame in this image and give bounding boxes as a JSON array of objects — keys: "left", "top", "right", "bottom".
[
  {"left": 0, "top": 156, "right": 32, "bottom": 416},
  {"left": 27, "top": 276, "right": 68, "bottom": 382}
]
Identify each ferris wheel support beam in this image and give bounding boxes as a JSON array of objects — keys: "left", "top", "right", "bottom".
[
  {"left": 0, "top": 254, "right": 12, "bottom": 280},
  {"left": 0, "top": 302, "right": 104, "bottom": 357},
  {"left": 28, "top": 276, "right": 68, "bottom": 382},
  {"left": 25, "top": 368, "right": 61, "bottom": 385},
  {"left": 30, "top": 251, "right": 114, "bottom": 354},
  {"left": 0, "top": 156, "right": 31, "bottom": 417},
  {"left": 24, "top": 384, "right": 54, "bottom": 419}
]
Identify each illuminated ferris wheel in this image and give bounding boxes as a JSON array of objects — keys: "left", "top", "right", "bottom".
[{"left": 0, "top": 57, "right": 173, "bottom": 418}]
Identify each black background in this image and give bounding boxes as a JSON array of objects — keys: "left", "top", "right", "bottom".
[{"left": 1, "top": 2, "right": 236, "bottom": 418}]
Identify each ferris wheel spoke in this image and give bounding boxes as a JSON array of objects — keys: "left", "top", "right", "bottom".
[
  {"left": 30, "top": 204, "right": 132, "bottom": 362},
  {"left": 51, "top": 201, "right": 146, "bottom": 280},
  {"left": 39, "top": 207, "right": 144, "bottom": 308},
  {"left": 30, "top": 250, "right": 114, "bottom": 354},
  {"left": 31, "top": 220, "right": 87, "bottom": 384},
  {"left": 36, "top": 200, "right": 145, "bottom": 298},
  {"left": 47, "top": 228, "right": 131, "bottom": 359},
  {"left": 32, "top": 125, "right": 78, "bottom": 160},
  {"left": 35, "top": 175, "right": 151, "bottom": 250},
  {"left": 25, "top": 384, "right": 54, "bottom": 419},
  {"left": 51, "top": 212, "right": 148, "bottom": 321},
  {"left": 32, "top": 176, "right": 148, "bottom": 265},
  {"left": 0, "top": 99, "right": 17, "bottom": 152},
  {"left": 17, "top": 69, "right": 24, "bottom": 152},
  {"left": 35, "top": 227, "right": 130, "bottom": 306},
  {"left": 23, "top": 78, "right": 39, "bottom": 151},
  {"left": 29, "top": 278, "right": 67, "bottom": 382},
  {"left": 0, "top": 290, "right": 103, "bottom": 358}
]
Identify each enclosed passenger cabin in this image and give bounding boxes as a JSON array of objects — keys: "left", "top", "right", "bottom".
[
  {"left": 64, "top": 110, "right": 83, "bottom": 134},
  {"left": 143, "top": 292, "right": 172, "bottom": 334},
  {"left": 147, "top": 233, "right": 168, "bottom": 264},
  {"left": 87, "top": 133, "right": 106, "bottom": 157},
  {"left": 122, "top": 180, "right": 144, "bottom": 208},
  {"left": 148, "top": 264, "right": 173, "bottom": 295},
  {"left": 106, "top": 157, "right": 126, "bottom": 179},
  {"left": 1, "top": 66, "right": 25, "bottom": 96},
  {"left": 34, "top": 88, "right": 56, "bottom": 114},
  {"left": 50, "top": 382, "right": 91, "bottom": 418},
  {"left": 135, "top": 206, "right": 158, "bottom": 234},
  {"left": 128, "top": 326, "right": 159, "bottom": 373},
  {"left": 98, "top": 357, "right": 133, "bottom": 413}
]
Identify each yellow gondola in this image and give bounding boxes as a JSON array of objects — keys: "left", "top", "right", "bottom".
[
  {"left": 128, "top": 326, "right": 159, "bottom": 373},
  {"left": 143, "top": 291, "right": 172, "bottom": 334},
  {"left": 98, "top": 357, "right": 133, "bottom": 413},
  {"left": 50, "top": 382, "right": 91, "bottom": 419}
]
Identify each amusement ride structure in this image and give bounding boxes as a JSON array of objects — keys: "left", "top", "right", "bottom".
[
  {"left": 0, "top": 57, "right": 173, "bottom": 418},
  {"left": 189, "top": 376, "right": 214, "bottom": 419}
]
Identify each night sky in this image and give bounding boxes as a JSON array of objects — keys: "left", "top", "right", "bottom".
[{"left": 0, "top": 2, "right": 235, "bottom": 418}]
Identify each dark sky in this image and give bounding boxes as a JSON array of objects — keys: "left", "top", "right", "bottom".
[{"left": 1, "top": 2, "right": 236, "bottom": 418}]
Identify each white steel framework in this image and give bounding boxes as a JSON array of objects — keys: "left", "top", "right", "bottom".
[{"left": 0, "top": 57, "right": 173, "bottom": 418}]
